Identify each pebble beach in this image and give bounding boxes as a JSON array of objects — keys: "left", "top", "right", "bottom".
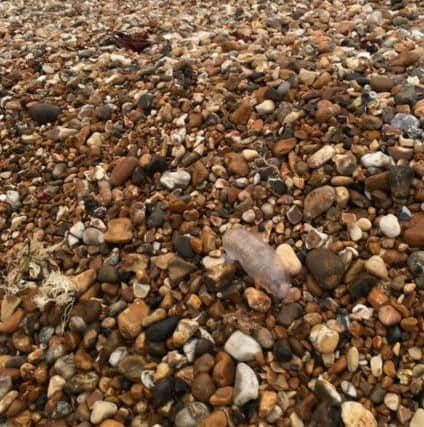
[{"left": 0, "top": 0, "right": 423, "bottom": 426}]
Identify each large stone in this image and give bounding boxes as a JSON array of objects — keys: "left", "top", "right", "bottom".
[
  {"left": 28, "top": 102, "right": 61, "bottom": 125},
  {"left": 117, "top": 300, "right": 149, "bottom": 338},
  {"left": 109, "top": 157, "right": 138, "bottom": 186},
  {"left": 224, "top": 331, "right": 262, "bottom": 362},
  {"left": 404, "top": 214, "right": 424, "bottom": 248},
  {"left": 341, "top": 401, "right": 377, "bottom": 427},
  {"left": 306, "top": 248, "right": 345, "bottom": 289},
  {"left": 104, "top": 218, "right": 133, "bottom": 244},
  {"left": 304, "top": 186, "right": 336, "bottom": 220},
  {"left": 233, "top": 363, "right": 259, "bottom": 406}
]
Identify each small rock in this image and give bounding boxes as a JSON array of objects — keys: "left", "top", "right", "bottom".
[
  {"left": 304, "top": 185, "right": 336, "bottom": 220},
  {"left": 65, "top": 372, "right": 99, "bottom": 394},
  {"left": 172, "top": 319, "right": 199, "bottom": 347},
  {"left": 0, "top": 377, "right": 12, "bottom": 400},
  {"left": 145, "top": 316, "right": 180, "bottom": 342},
  {"left": 276, "top": 244, "right": 302, "bottom": 276},
  {"left": 310, "top": 324, "right": 339, "bottom": 354},
  {"left": 175, "top": 235, "right": 195, "bottom": 258},
  {"left": 347, "top": 347, "right": 359, "bottom": 373},
  {"left": 361, "top": 152, "right": 394, "bottom": 169},
  {"left": 198, "top": 411, "right": 227, "bottom": 427},
  {"left": 306, "top": 248, "right": 345, "bottom": 289},
  {"left": 168, "top": 256, "right": 196, "bottom": 284},
  {"left": 145, "top": 155, "right": 168, "bottom": 175},
  {"left": 191, "top": 373, "right": 216, "bottom": 403},
  {"left": 272, "top": 138, "right": 296, "bottom": 157},
  {"left": 384, "top": 392, "right": 399, "bottom": 411},
  {"left": 286, "top": 206, "right": 303, "bottom": 225},
  {"left": 334, "top": 153, "right": 357, "bottom": 176},
  {"left": 299, "top": 68, "right": 317, "bottom": 85},
  {"left": 244, "top": 288, "right": 271, "bottom": 312},
  {"left": 341, "top": 402, "right": 377, "bottom": 427},
  {"left": 404, "top": 214, "right": 424, "bottom": 247},
  {"left": 224, "top": 153, "right": 249, "bottom": 177},
  {"left": 370, "top": 354, "right": 383, "bottom": 377},
  {"left": 98, "top": 264, "right": 118, "bottom": 283},
  {"left": 388, "top": 165, "right": 414, "bottom": 204},
  {"left": 391, "top": 113, "right": 422, "bottom": 138},
  {"left": 395, "top": 85, "right": 417, "bottom": 106},
  {"left": 255, "top": 100, "right": 275, "bottom": 115},
  {"left": 369, "top": 75, "right": 395, "bottom": 92},
  {"left": 224, "top": 330, "right": 262, "bottom": 362},
  {"left": 308, "top": 145, "right": 335, "bottom": 169},
  {"left": 47, "top": 375, "right": 66, "bottom": 398},
  {"left": 233, "top": 363, "right": 259, "bottom": 406},
  {"left": 379, "top": 214, "right": 401, "bottom": 238},
  {"left": 160, "top": 170, "right": 191, "bottom": 189},
  {"left": 230, "top": 101, "right": 252, "bottom": 125},
  {"left": 365, "top": 255, "right": 388, "bottom": 280},
  {"left": 151, "top": 377, "right": 174, "bottom": 407},
  {"left": 315, "top": 100, "right": 341, "bottom": 122},
  {"left": 410, "top": 409, "right": 424, "bottom": 427},
  {"left": 117, "top": 300, "right": 149, "bottom": 338},
  {"left": 90, "top": 401, "right": 118, "bottom": 424},
  {"left": 104, "top": 218, "right": 133, "bottom": 244},
  {"left": 273, "top": 339, "right": 292, "bottom": 362},
  {"left": 109, "top": 157, "right": 138, "bottom": 186},
  {"left": 378, "top": 305, "right": 401, "bottom": 326},
  {"left": 28, "top": 102, "right": 61, "bottom": 125},
  {"left": 118, "top": 355, "right": 145, "bottom": 382},
  {"left": 277, "top": 302, "right": 303, "bottom": 327},
  {"left": 175, "top": 402, "right": 210, "bottom": 427},
  {"left": 82, "top": 227, "right": 105, "bottom": 245}
]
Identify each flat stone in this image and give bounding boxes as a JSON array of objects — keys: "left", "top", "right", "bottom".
[{"left": 104, "top": 218, "right": 133, "bottom": 244}]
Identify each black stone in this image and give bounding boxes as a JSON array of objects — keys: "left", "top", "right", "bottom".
[
  {"left": 174, "top": 377, "right": 190, "bottom": 398},
  {"left": 98, "top": 264, "right": 119, "bottom": 283},
  {"left": 407, "top": 251, "right": 424, "bottom": 277},
  {"left": 387, "top": 325, "right": 402, "bottom": 343},
  {"left": 195, "top": 338, "right": 215, "bottom": 356},
  {"left": 350, "top": 273, "right": 378, "bottom": 299},
  {"left": 273, "top": 339, "right": 292, "bottom": 362},
  {"left": 145, "top": 341, "right": 168, "bottom": 359},
  {"left": 388, "top": 165, "right": 414, "bottom": 204},
  {"left": 145, "top": 155, "right": 168, "bottom": 175},
  {"left": 394, "top": 85, "right": 417, "bottom": 105},
  {"left": 269, "top": 178, "right": 287, "bottom": 195},
  {"left": 131, "top": 166, "right": 145, "bottom": 185},
  {"left": 147, "top": 204, "right": 165, "bottom": 228},
  {"left": 152, "top": 377, "right": 175, "bottom": 407},
  {"left": 174, "top": 234, "right": 195, "bottom": 258},
  {"left": 28, "top": 103, "right": 61, "bottom": 125},
  {"left": 277, "top": 302, "right": 303, "bottom": 327},
  {"left": 139, "top": 92, "right": 154, "bottom": 113},
  {"left": 96, "top": 105, "right": 112, "bottom": 121},
  {"left": 145, "top": 316, "right": 180, "bottom": 342}
]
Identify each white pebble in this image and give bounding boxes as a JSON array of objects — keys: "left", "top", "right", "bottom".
[
  {"left": 361, "top": 152, "right": 394, "bottom": 168},
  {"left": 224, "top": 330, "right": 262, "bottom": 362},
  {"left": 255, "top": 100, "right": 275, "bottom": 115},
  {"left": 233, "top": 362, "right": 259, "bottom": 406},
  {"left": 379, "top": 214, "right": 401, "bottom": 238}
]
